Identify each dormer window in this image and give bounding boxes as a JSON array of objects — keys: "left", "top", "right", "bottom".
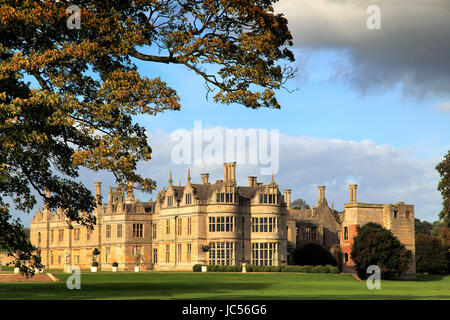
[
  {"left": 216, "top": 192, "right": 234, "bottom": 203},
  {"left": 168, "top": 195, "right": 173, "bottom": 207},
  {"left": 185, "top": 194, "right": 192, "bottom": 205},
  {"left": 259, "top": 193, "right": 277, "bottom": 204}
]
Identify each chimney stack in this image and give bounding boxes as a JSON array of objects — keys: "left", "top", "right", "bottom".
[
  {"left": 224, "top": 162, "right": 236, "bottom": 182},
  {"left": 349, "top": 184, "right": 357, "bottom": 203},
  {"left": 318, "top": 186, "right": 325, "bottom": 202},
  {"left": 201, "top": 173, "right": 209, "bottom": 185},
  {"left": 94, "top": 182, "right": 102, "bottom": 204},
  {"left": 248, "top": 176, "right": 257, "bottom": 187},
  {"left": 284, "top": 189, "right": 291, "bottom": 209},
  {"left": 126, "top": 181, "right": 135, "bottom": 204}
]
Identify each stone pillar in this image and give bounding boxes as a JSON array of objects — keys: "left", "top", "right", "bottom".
[
  {"left": 318, "top": 186, "right": 325, "bottom": 202},
  {"left": 349, "top": 185, "right": 358, "bottom": 203}
]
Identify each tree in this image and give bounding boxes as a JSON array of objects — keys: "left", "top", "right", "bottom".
[
  {"left": 0, "top": 1, "right": 295, "bottom": 275},
  {"left": 351, "top": 222, "right": 409, "bottom": 280},
  {"left": 290, "top": 198, "right": 310, "bottom": 210},
  {"left": 293, "top": 243, "right": 337, "bottom": 266},
  {"left": 415, "top": 233, "right": 448, "bottom": 274},
  {"left": 436, "top": 150, "right": 450, "bottom": 226},
  {"left": 415, "top": 218, "right": 433, "bottom": 235}
]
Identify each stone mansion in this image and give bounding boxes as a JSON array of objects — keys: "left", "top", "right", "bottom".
[{"left": 30, "top": 162, "right": 416, "bottom": 277}]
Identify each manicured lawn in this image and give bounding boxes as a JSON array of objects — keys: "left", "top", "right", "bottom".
[{"left": 0, "top": 271, "right": 449, "bottom": 300}]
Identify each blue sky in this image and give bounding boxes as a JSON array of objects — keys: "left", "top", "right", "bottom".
[{"left": 14, "top": 0, "right": 450, "bottom": 227}]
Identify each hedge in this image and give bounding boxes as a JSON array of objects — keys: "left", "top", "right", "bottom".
[{"left": 192, "top": 264, "right": 339, "bottom": 273}]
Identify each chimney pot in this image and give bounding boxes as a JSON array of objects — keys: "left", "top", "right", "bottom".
[{"left": 201, "top": 173, "right": 210, "bottom": 184}]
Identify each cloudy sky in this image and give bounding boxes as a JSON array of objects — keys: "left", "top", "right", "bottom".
[{"left": 17, "top": 0, "right": 450, "bottom": 226}]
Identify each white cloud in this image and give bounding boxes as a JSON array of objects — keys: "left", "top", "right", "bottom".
[{"left": 433, "top": 101, "right": 450, "bottom": 112}]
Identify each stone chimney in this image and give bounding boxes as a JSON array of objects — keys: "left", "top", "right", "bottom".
[
  {"left": 224, "top": 162, "right": 236, "bottom": 182},
  {"left": 94, "top": 182, "right": 102, "bottom": 204},
  {"left": 126, "top": 181, "right": 135, "bottom": 204},
  {"left": 318, "top": 186, "right": 325, "bottom": 202},
  {"left": 201, "top": 173, "right": 209, "bottom": 185},
  {"left": 248, "top": 176, "right": 257, "bottom": 187},
  {"left": 349, "top": 184, "right": 357, "bottom": 203},
  {"left": 284, "top": 189, "right": 291, "bottom": 209}
]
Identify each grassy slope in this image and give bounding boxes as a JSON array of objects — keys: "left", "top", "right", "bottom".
[{"left": 0, "top": 272, "right": 448, "bottom": 300}]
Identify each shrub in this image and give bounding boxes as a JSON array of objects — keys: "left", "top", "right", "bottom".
[
  {"left": 112, "top": 262, "right": 118, "bottom": 267},
  {"left": 415, "top": 233, "right": 448, "bottom": 274},
  {"left": 14, "top": 261, "right": 20, "bottom": 268},
  {"left": 325, "top": 264, "right": 339, "bottom": 273},
  {"left": 192, "top": 264, "right": 203, "bottom": 272},
  {"left": 312, "top": 265, "right": 328, "bottom": 273},
  {"left": 351, "top": 222, "right": 409, "bottom": 280},
  {"left": 301, "top": 265, "right": 313, "bottom": 273},
  {"left": 293, "top": 243, "right": 337, "bottom": 266},
  {"left": 92, "top": 261, "right": 99, "bottom": 267}
]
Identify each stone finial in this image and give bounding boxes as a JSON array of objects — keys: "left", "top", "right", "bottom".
[
  {"left": 168, "top": 171, "right": 173, "bottom": 185},
  {"left": 187, "top": 168, "right": 191, "bottom": 184}
]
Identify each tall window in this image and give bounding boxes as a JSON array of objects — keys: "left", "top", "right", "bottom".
[
  {"left": 344, "top": 253, "right": 349, "bottom": 262},
  {"left": 187, "top": 218, "right": 192, "bottom": 235},
  {"left": 168, "top": 195, "right": 173, "bottom": 206},
  {"left": 58, "top": 229, "right": 64, "bottom": 242},
  {"left": 177, "top": 218, "right": 182, "bottom": 235},
  {"left": 393, "top": 210, "right": 398, "bottom": 219},
  {"left": 208, "top": 242, "right": 236, "bottom": 265},
  {"left": 153, "top": 248, "right": 158, "bottom": 263},
  {"left": 166, "top": 219, "right": 170, "bottom": 234},
  {"left": 185, "top": 194, "right": 192, "bottom": 205},
  {"left": 133, "top": 224, "right": 143, "bottom": 238},
  {"left": 38, "top": 232, "right": 41, "bottom": 245},
  {"left": 177, "top": 244, "right": 182, "bottom": 262},
  {"left": 73, "top": 228, "right": 80, "bottom": 241},
  {"left": 166, "top": 244, "right": 170, "bottom": 262},
  {"left": 105, "top": 225, "right": 111, "bottom": 238},
  {"left": 51, "top": 230, "right": 54, "bottom": 243},
  {"left": 187, "top": 243, "right": 191, "bottom": 262},
  {"left": 406, "top": 211, "right": 410, "bottom": 219},
  {"left": 117, "top": 224, "right": 122, "bottom": 238},
  {"left": 87, "top": 229, "right": 91, "bottom": 241},
  {"left": 152, "top": 223, "right": 157, "bottom": 239},
  {"left": 344, "top": 227, "right": 348, "bottom": 240},
  {"left": 251, "top": 242, "right": 278, "bottom": 266}
]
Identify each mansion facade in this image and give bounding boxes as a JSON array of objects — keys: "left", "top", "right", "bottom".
[{"left": 30, "top": 162, "right": 416, "bottom": 277}]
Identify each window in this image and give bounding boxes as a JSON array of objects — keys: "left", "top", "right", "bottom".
[
  {"left": 251, "top": 242, "right": 278, "bottom": 266},
  {"left": 117, "top": 224, "right": 122, "bottom": 238},
  {"left": 166, "top": 219, "right": 170, "bottom": 234},
  {"left": 168, "top": 195, "right": 173, "bottom": 207},
  {"left": 393, "top": 210, "right": 398, "bottom": 219},
  {"left": 38, "top": 232, "right": 41, "bottom": 244},
  {"left": 74, "top": 254, "right": 80, "bottom": 264},
  {"left": 87, "top": 229, "right": 91, "bottom": 241},
  {"left": 209, "top": 216, "right": 235, "bottom": 232},
  {"left": 133, "top": 224, "right": 143, "bottom": 238},
  {"left": 50, "top": 252, "right": 54, "bottom": 265},
  {"left": 252, "top": 217, "right": 278, "bottom": 233},
  {"left": 166, "top": 244, "right": 170, "bottom": 262},
  {"left": 73, "top": 228, "right": 80, "bottom": 241},
  {"left": 152, "top": 223, "right": 157, "bottom": 239},
  {"left": 58, "top": 255, "right": 62, "bottom": 264},
  {"left": 185, "top": 194, "right": 192, "bottom": 205},
  {"left": 406, "top": 211, "right": 410, "bottom": 219},
  {"left": 187, "top": 244, "right": 191, "bottom": 262},
  {"left": 208, "top": 242, "right": 236, "bottom": 265},
  {"left": 177, "top": 218, "right": 182, "bottom": 235},
  {"left": 105, "top": 246, "right": 110, "bottom": 263},
  {"left": 304, "top": 225, "right": 317, "bottom": 240},
  {"left": 216, "top": 192, "right": 234, "bottom": 203},
  {"left": 259, "top": 193, "right": 277, "bottom": 204},
  {"left": 51, "top": 230, "right": 54, "bottom": 243},
  {"left": 187, "top": 218, "right": 192, "bottom": 235},
  {"left": 344, "top": 227, "right": 349, "bottom": 240},
  {"left": 177, "top": 244, "right": 182, "bottom": 262},
  {"left": 58, "top": 229, "right": 64, "bottom": 242},
  {"left": 344, "top": 253, "right": 349, "bottom": 262},
  {"left": 153, "top": 248, "right": 158, "bottom": 263},
  {"left": 105, "top": 225, "right": 111, "bottom": 238}
]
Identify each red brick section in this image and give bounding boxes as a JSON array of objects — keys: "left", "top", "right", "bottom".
[{"left": 340, "top": 224, "right": 359, "bottom": 273}]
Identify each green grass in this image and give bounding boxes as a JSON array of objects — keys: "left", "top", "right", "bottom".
[{"left": 0, "top": 271, "right": 449, "bottom": 300}]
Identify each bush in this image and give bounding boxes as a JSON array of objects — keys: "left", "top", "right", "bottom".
[
  {"left": 92, "top": 261, "right": 99, "bottom": 267},
  {"left": 112, "top": 262, "right": 118, "bottom": 267},
  {"left": 415, "top": 233, "right": 448, "bottom": 274},
  {"left": 325, "top": 264, "right": 339, "bottom": 273},
  {"left": 352, "top": 222, "right": 409, "bottom": 280},
  {"left": 312, "top": 265, "right": 328, "bottom": 273},
  {"left": 192, "top": 264, "right": 203, "bottom": 272},
  {"left": 293, "top": 243, "right": 337, "bottom": 266},
  {"left": 14, "top": 261, "right": 20, "bottom": 268}
]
